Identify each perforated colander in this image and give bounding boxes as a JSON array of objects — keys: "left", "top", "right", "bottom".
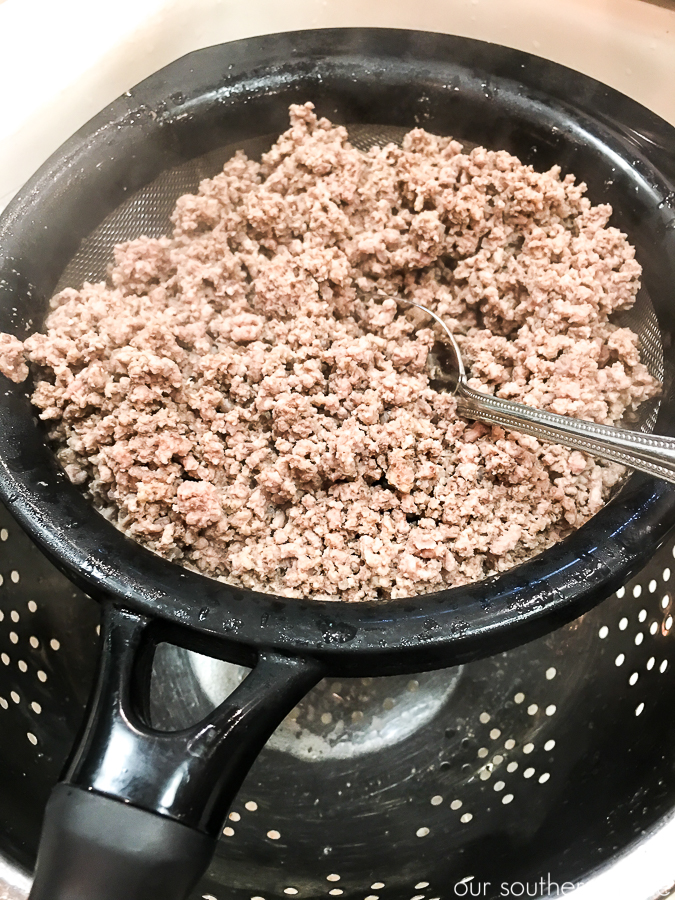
[
  {"left": 1, "top": 27, "right": 675, "bottom": 900},
  {"left": 3, "top": 486, "right": 675, "bottom": 899}
]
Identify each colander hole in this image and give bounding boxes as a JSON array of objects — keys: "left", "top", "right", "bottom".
[
  {"left": 633, "top": 585, "right": 642, "bottom": 598},
  {"left": 321, "top": 713, "right": 333, "bottom": 724},
  {"left": 635, "top": 633, "right": 644, "bottom": 645},
  {"left": 365, "top": 896, "right": 379, "bottom": 900},
  {"left": 283, "top": 889, "right": 298, "bottom": 896},
  {"left": 489, "top": 728, "right": 501, "bottom": 739},
  {"left": 650, "top": 579, "right": 658, "bottom": 592},
  {"left": 1, "top": 654, "right": 8, "bottom": 665},
  {"left": 502, "top": 794, "right": 514, "bottom": 804},
  {"left": 479, "top": 769, "right": 491, "bottom": 781},
  {"left": 639, "top": 609, "right": 648, "bottom": 622},
  {"left": 545, "top": 667, "right": 557, "bottom": 679},
  {"left": 647, "top": 657, "right": 656, "bottom": 670},
  {"left": 493, "top": 781, "right": 505, "bottom": 792},
  {"left": 504, "top": 739, "right": 516, "bottom": 750},
  {"left": 629, "top": 672, "right": 639, "bottom": 685},
  {"left": 523, "top": 743, "right": 534, "bottom": 754},
  {"left": 524, "top": 768, "right": 535, "bottom": 778},
  {"left": 416, "top": 884, "right": 430, "bottom": 890},
  {"left": 27, "top": 601, "right": 37, "bottom": 613},
  {"left": 228, "top": 812, "right": 240, "bottom": 822},
  {"left": 10, "top": 611, "right": 19, "bottom": 623},
  {"left": 616, "top": 587, "right": 626, "bottom": 598},
  {"left": 10, "top": 571, "right": 19, "bottom": 583},
  {"left": 615, "top": 654, "right": 625, "bottom": 666},
  {"left": 664, "top": 568, "right": 672, "bottom": 581},
  {"left": 408, "top": 680, "right": 419, "bottom": 692},
  {"left": 267, "top": 830, "right": 280, "bottom": 840},
  {"left": 662, "top": 596, "right": 670, "bottom": 609},
  {"left": 460, "top": 814, "right": 473, "bottom": 824},
  {"left": 37, "top": 670, "right": 47, "bottom": 682},
  {"left": 410, "top": 895, "right": 424, "bottom": 900},
  {"left": 245, "top": 801, "right": 258, "bottom": 811},
  {"left": 507, "top": 762, "right": 518, "bottom": 773},
  {"left": 30, "top": 701, "right": 41, "bottom": 714},
  {"left": 660, "top": 660, "right": 669, "bottom": 673},
  {"left": 636, "top": 703, "right": 645, "bottom": 716},
  {"left": 538, "top": 772, "right": 550, "bottom": 784},
  {"left": 514, "top": 692, "right": 525, "bottom": 704},
  {"left": 0, "top": 529, "right": 8, "bottom": 541},
  {"left": 202, "top": 894, "right": 217, "bottom": 900},
  {"left": 544, "top": 739, "right": 556, "bottom": 750},
  {"left": 0, "top": 698, "right": 7, "bottom": 710},
  {"left": 430, "top": 795, "right": 443, "bottom": 806},
  {"left": 477, "top": 747, "right": 488, "bottom": 758},
  {"left": 0, "top": 611, "right": 3, "bottom": 622},
  {"left": 527, "top": 704, "right": 538, "bottom": 715},
  {"left": 27, "top": 733, "right": 37, "bottom": 746},
  {"left": 29, "top": 637, "right": 39, "bottom": 649},
  {"left": 0, "top": 576, "right": 3, "bottom": 587},
  {"left": 651, "top": 622, "right": 659, "bottom": 635},
  {"left": 328, "top": 890, "right": 343, "bottom": 896},
  {"left": 50, "top": 639, "right": 60, "bottom": 651},
  {"left": 416, "top": 827, "right": 430, "bottom": 837},
  {"left": 371, "top": 884, "right": 385, "bottom": 890},
  {"left": 9, "top": 633, "right": 18, "bottom": 644},
  {"left": 450, "top": 800, "right": 463, "bottom": 810},
  {"left": 18, "top": 661, "right": 27, "bottom": 673},
  {"left": 665, "top": 617, "right": 673, "bottom": 633},
  {"left": 327, "top": 875, "right": 340, "bottom": 882},
  {"left": 479, "top": 712, "right": 490, "bottom": 723},
  {"left": 492, "top": 754, "right": 504, "bottom": 765},
  {"left": 619, "top": 618, "right": 628, "bottom": 630},
  {"left": 223, "top": 827, "right": 235, "bottom": 837},
  {"left": 251, "top": 896, "right": 265, "bottom": 900}
]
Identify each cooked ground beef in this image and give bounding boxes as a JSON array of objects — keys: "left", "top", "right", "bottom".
[{"left": 0, "top": 103, "right": 659, "bottom": 601}]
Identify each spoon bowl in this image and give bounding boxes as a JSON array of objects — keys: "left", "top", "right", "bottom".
[{"left": 392, "top": 297, "right": 675, "bottom": 485}]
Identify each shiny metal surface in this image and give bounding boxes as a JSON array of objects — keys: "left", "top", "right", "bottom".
[
  {"left": 404, "top": 298, "right": 675, "bottom": 483},
  {"left": 0, "top": 852, "right": 29, "bottom": 900}
]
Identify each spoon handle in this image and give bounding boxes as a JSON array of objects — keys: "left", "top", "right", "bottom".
[{"left": 457, "top": 383, "right": 675, "bottom": 484}]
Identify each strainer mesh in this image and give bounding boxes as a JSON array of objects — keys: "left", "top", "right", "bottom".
[{"left": 56, "top": 125, "right": 664, "bottom": 434}]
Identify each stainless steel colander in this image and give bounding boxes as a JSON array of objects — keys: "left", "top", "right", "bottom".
[{"left": 2, "top": 497, "right": 675, "bottom": 899}]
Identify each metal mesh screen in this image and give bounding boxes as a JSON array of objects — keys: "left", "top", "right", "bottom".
[{"left": 56, "top": 125, "right": 664, "bottom": 433}]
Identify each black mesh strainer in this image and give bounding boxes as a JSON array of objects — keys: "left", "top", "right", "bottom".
[{"left": 1, "top": 28, "right": 675, "bottom": 900}]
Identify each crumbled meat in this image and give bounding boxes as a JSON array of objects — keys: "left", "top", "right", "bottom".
[
  {"left": 0, "top": 103, "right": 660, "bottom": 601},
  {"left": 0, "top": 333, "right": 29, "bottom": 383}
]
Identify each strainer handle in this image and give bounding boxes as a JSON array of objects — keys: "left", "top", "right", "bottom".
[
  {"left": 28, "top": 605, "right": 323, "bottom": 900},
  {"left": 457, "top": 384, "right": 675, "bottom": 484},
  {"left": 29, "top": 784, "right": 216, "bottom": 900}
]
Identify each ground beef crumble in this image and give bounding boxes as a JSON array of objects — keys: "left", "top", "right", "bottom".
[{"left": 0, "top": 103, "right": 660, "bottom": 601}]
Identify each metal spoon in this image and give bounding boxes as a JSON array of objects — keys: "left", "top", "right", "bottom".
[{"left": 395, "top": 298, "right": 675, "bottom": 484}]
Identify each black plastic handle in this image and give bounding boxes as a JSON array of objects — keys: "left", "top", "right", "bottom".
[
  {"left": 29, "top": 605, "right": 324, "bottom": 900},
  {"left": 29, "top": 785, "right": 217, "bottom": 900}
]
